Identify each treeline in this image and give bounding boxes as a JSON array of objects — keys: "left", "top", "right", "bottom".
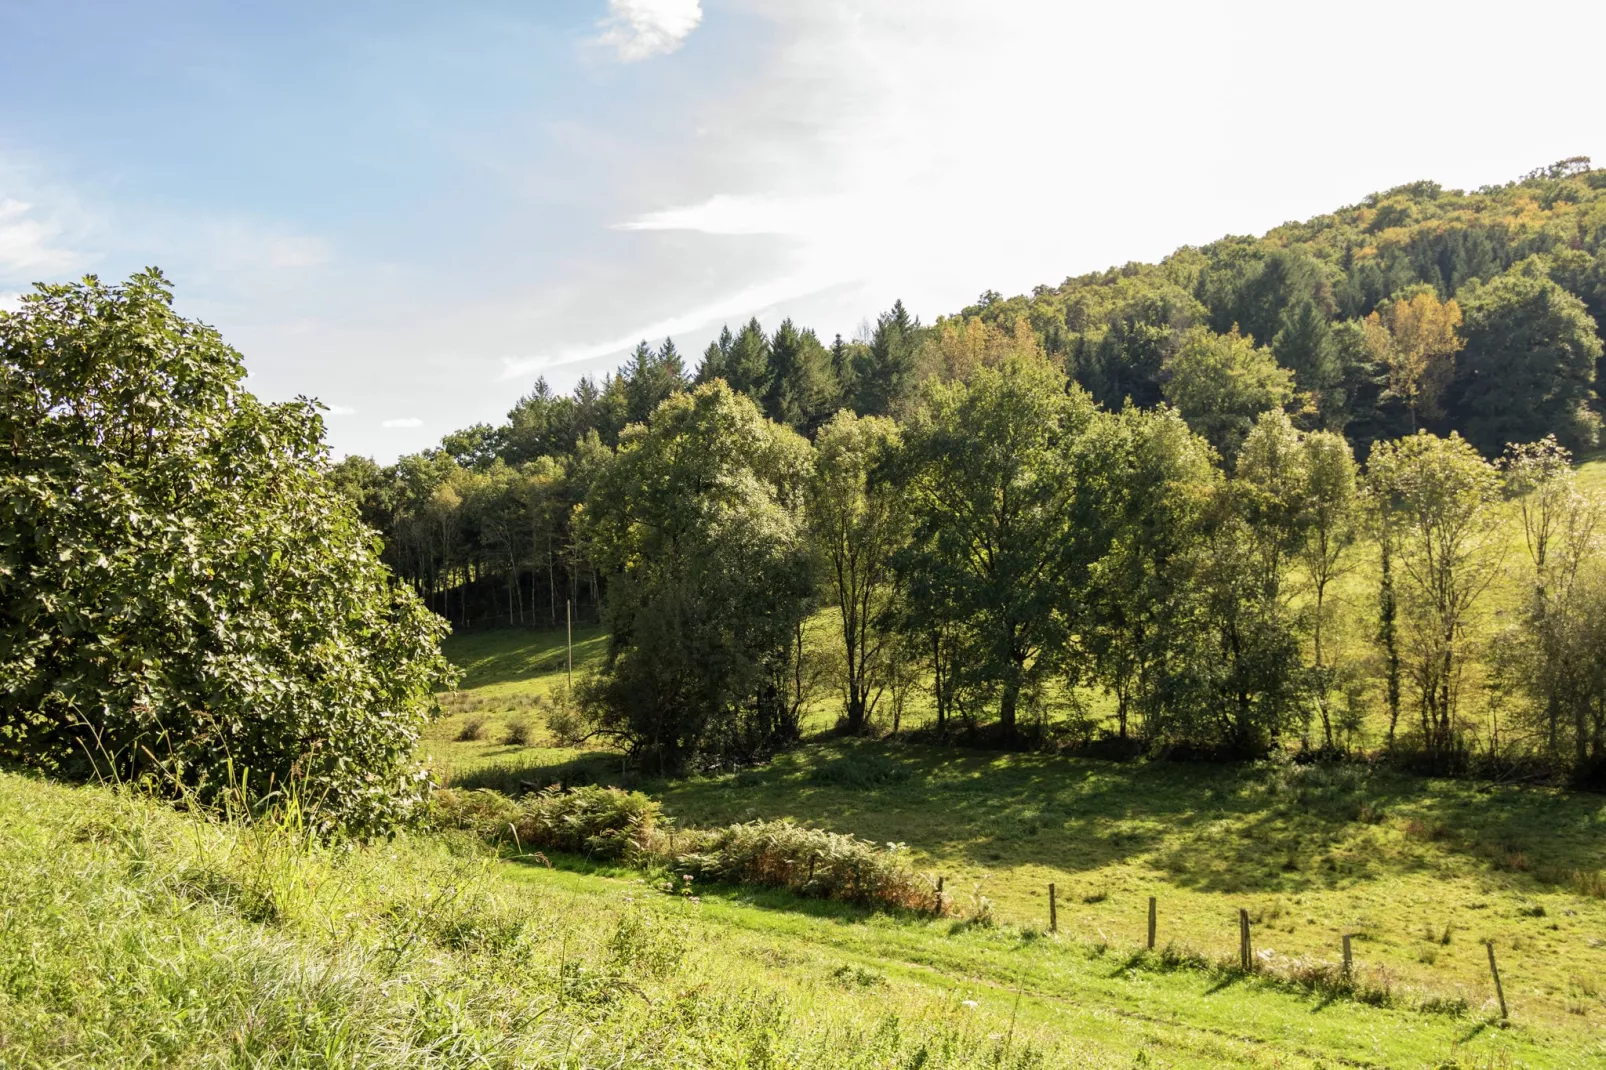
[{"left": 334, "top": 161, "right": 1606, "bottom": 781}]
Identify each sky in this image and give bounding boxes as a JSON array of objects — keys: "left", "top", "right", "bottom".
[{"left": 3, "top": 0, "right": 1605, "bottom": 460}]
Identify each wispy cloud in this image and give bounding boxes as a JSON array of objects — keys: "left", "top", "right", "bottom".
[
  {"left": 324, "top": 403, "right": 357, "bottom": 416},
  {"left": 381, "top": 416, "right": 423, "bottom": 428},
  {"left": 0, "top": 197, "right": 81, "bottom": 277},
  {"left": 596, "top": 0, "right": 702, "bottom": 62},
  {"left": 499, "top": 270, "right": 842, "bottom": 378}
]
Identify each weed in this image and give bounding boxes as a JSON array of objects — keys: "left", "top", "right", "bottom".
[{"left": 829, "top": 963, "right": 886, "bottom": 989}]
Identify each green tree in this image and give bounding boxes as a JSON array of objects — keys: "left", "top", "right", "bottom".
[
  {"left": 851, "top": 300, "right": 921, "bottom": 416},
  {"left": 894, "top": 355, "right": 1098, "bottom": 741},
  {"left": 622, "top": 338, "right": 688, "bottom": 426},
  {"left": 765, "top": 319, "right": 839, "bottom": 432},
  {"left": 580, "top": 382, "right": 814, "bottom": 771},
  {"left": 808, "top": 411, "right": 905, "bottom": 734},
  {"left": 1499, "top": 438, "right": 1606, "bottom": 774},
  {"left": 1365, "top": 432, "right": 1504, "bottom": 766},
  {"left": 1162, "top": 326, "right": 1295, "bottom": 461},
  {"left": 0, "top": 272, "right": 453, "bottom": 834},
  {"left": 1296, "top": 428, "right": 1360, "bottom": 748},
  {"left": 1079, "top": 405, "right": 1217, "bottom": 740},
  {"left": 1451, "top": 264, "right": 1602, "bottom": 454}
]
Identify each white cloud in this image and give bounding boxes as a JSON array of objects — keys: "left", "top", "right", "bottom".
[
  {"left": 381, "top": 416, "right": 423, "bottom": 428},
  {"left": 0, "top": 290, "right": 23, "bottom": 313},
  {"left": 587, "top": 0, "right": 1606, "bottom": 354},
  {"left": 596, "top": 0, "right": 702, "bottom": 62},
  {"left": 0, "top": 197, "right": 81, "bottom": 277},
  {"left": 324, "top": 403, "right": 357, "bottom": 416}
]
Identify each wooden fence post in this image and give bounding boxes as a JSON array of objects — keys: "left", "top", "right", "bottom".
[
  {"left": 1342, "top": 934, "right": 1352, "bottom": 979},
  {"left": 1239, "top": 908, "right": 1252, "bottom": 971},
  {"left": 1486, "top": 941, "right": 1508, "bottom": 1020},
  {"left": 935, "top": 876, "right": 945, "bottom": 916},
  {"left": 1147, "top": 896, "right": 1157, "bottom": 951},
  {"left": 1048, "top": 882, "right": 1058, "bottom": 933}
]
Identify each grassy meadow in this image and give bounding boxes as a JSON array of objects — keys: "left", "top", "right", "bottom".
[
  {"left": 420, "top": 608, "right": 1606, "bottom": 1067},
  {"left": 4, "top": 461, "right": 1602, "bottom": 1068}
]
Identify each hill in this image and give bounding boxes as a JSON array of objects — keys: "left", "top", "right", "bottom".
[
  {"left": 5, "top": 765, "right": 1603, "bottom": 1068},
  {"left": 424, "top": 627, "right": 1606, "bottom": 1064}
]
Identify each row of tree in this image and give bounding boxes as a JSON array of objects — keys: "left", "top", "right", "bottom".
[{"left": 558, "top": 341, "right": 1606, "bottom": 782}]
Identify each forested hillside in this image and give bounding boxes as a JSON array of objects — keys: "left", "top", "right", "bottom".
[
  {"left": 338, "top": 158, "right": 1606, "bottom": 626},
  {"left": 333, "top": 159, "right": 1606, "bottom": 784}
]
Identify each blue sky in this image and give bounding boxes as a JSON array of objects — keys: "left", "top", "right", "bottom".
[{"left": 4, "top": 0, "right": 1605, "bottom": 459}]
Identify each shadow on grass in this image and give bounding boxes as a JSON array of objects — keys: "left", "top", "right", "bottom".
[
  {"left": 644, "top": 736, "right": 1606, "bottom": 897},
  {"left": 503, "top": 847, "right": 901, "bottom": 926},
  {"left": 443, "top": 625, "right": 608, "bottom": 691},
  {"left": 452, "top": 751, "right": 630, "bottom": 795}
]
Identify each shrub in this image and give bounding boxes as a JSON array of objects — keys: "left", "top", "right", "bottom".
[
  {"left": 511, "top": 785, "right": 660, "bottom": 859},
  {"left": 455, "top": 717, "right": 488, "bottom": 742},
  {"left": 503, "top": 719, "right": 534, "bottom": 746},
  {"left": 0, "top": 272, "right": 454, "bottom": 835},
  {"left": 670, "top": 819, "right": 935, "bottom": 912}
]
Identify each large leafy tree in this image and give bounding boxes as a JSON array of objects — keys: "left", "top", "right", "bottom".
[
  {"left": 808, "top": 411, "right": 905, "bottom": 734},
  {"left": 1161, "top": 326, "right": 1294, "bottom": 461},
  {"left": 580, "top": 382, "right": 814, "bottom": 771},
  {"left": 1078, "top": 405, "right": 1217, "bottom": 740},
  {"left": 0, "top": 272, "right": 453, "bottom": 834},
  {"left": 894, "top": 354, "right": 1099, "bottom": 740},
  {"left": 1450, "top": 264, "right": 1602, "bottom": 454},
  {"left": 1365, "top": 432, "right": 1504, "bottom": 766}
]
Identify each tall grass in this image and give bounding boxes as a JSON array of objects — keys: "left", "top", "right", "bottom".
[{"left": 0, "top": 772, "right": 1038, "bottom": 1068}]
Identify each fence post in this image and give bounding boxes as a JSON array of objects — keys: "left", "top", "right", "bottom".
[
  {"left": 1342, "top": 934, "right": 1352, "bottom": 979},
  {"left": 1147, "top": 896, "right": 1157, "bottom": 951},
  {"left": 935, "top": 876, "right": 945, "bottom": 916},
  {"left": 1048, "top": 883, "right": 1057, "bottom": 933},
  {"left": 1239, "top": 908, "right": 1252, "bottom": 971},
  {"left": 1486, "top": 941, "right": 1508, "bottom": 1020}
]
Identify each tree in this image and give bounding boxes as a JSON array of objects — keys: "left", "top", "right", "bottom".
[
  {"left": 1365, "top": 432, "right": 1504, "bottom": 767},
  {"left": 851, "top": 300, "right": 921, "bottom": 416},
  {"left": 622, "top": 338, "right": 688, "bottom": 426},
  {"left": 765, "top": 319, "right": 839, "bottom": 432},
  {"left": 1150, "top": 411, "right": 1312, "bottom": 755},
  {"left": 1297, "top": 430, "right": 1360, "bottom": 748},
  {"left": 1499, "top": 438, "right": 1606, "bottom": 774},
  {"left": 0, "top": 272, "right": 453, "bottom": 834},
  {"left": 1272, "top": 299, "right": 1340, "bottom": 407},
  {"left": 894, "top": 354, "right": 1099, "bottom": 740},
  {"left": 580, "top": 382, "right": 814, "bottom": 772},
  {"left": 1451, "top": 265, "right": 1602, "bottom": 454},
  {"left": 1079, "top": 405, "right": 1217, "bottom": 740},
  {"left": 1378, "top": 289, "right": 1463, "bottom": 429},
  {"left": 1161, "top": 326, "right": 1294, "bottom": 461},
  {"left": 808, "top": 412, "right": 905, "bottom": 734},
  {"left": 698, "top": 318, "right": 772, "bottom": 399}
]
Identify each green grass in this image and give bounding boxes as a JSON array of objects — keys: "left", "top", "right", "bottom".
[
  {"left": 6, "top": 770, "right": 1605, "bottom": 1068},
  {"left": 427, "top": 626, "right": 1606, "bottom": 1063}
]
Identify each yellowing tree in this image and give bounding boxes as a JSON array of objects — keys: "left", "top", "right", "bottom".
[
  {"left": 1368, "top": 290, "right": 1464, "bottom": 428},
  {"left": 916, "top": 314, "right": 1041, "bottom": 384}
]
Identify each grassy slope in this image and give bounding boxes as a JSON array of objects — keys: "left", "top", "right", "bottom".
[
  {"left": 3, "top": 771, "right": 1601, "bottom": 1069},
  {"left": 425, "top": 626, "right": 1606, "bottom": 1064}
]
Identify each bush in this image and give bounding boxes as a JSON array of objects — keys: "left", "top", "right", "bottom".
[
  {"left": 509, "top": 785, "right": 660, "bottom": 859},
  {"left": 671, "top": 819, "right": 935, "bottom": 912},
  {"left": 0, "top": 272, "right": 454, "bottom": 835},
  {"left": 438, "top": 786, "right": 935, "bottom": 914}
]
